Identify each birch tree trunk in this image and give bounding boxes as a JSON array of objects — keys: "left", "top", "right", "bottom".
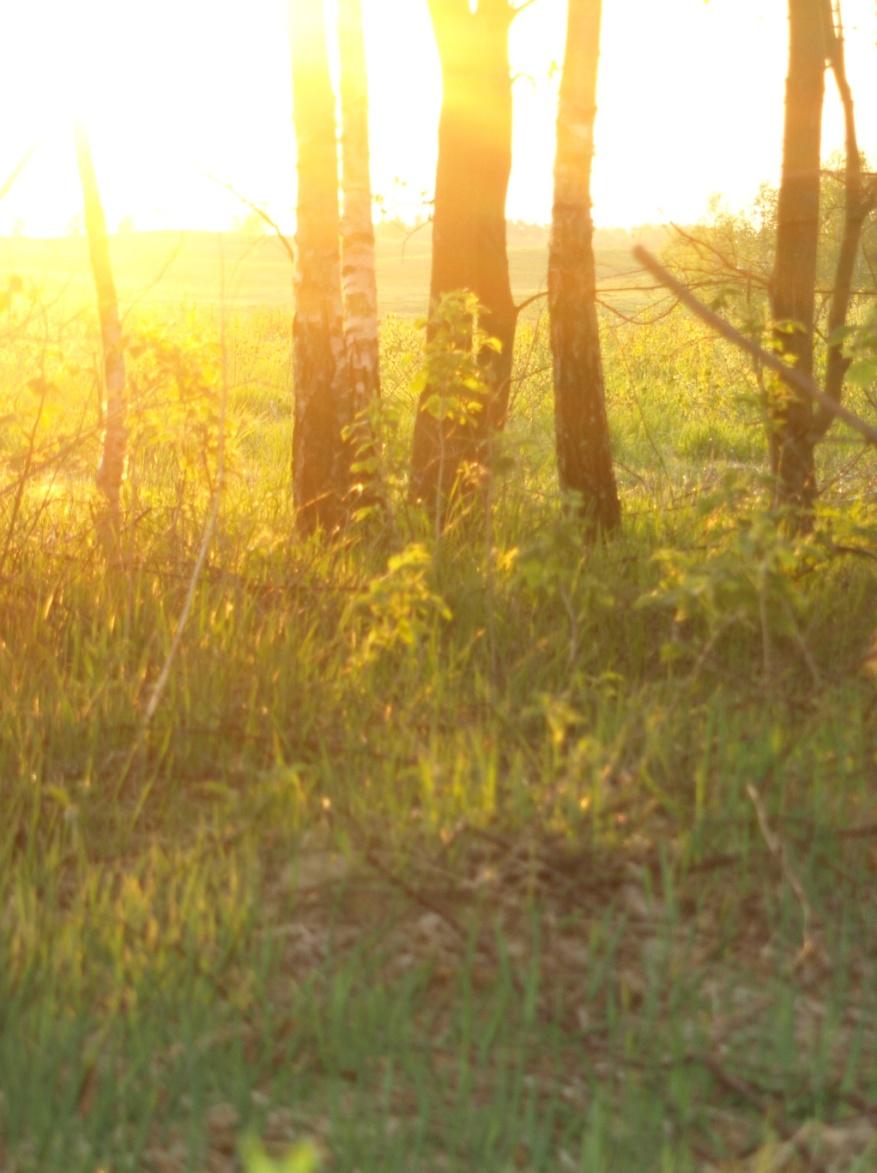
[
  {"left": 769, "top": 0, "right": 826, "bottom": 513},
  {"left": 290, "top": 0, "right": 351, "bottom": 533},
  {"left": 548, "top": 0, "right": 620, "bottom": 535},
  {"left": 338, "top": 0, "right": 380, "bottom": 433},
  {"left": 76, "top": 126, "right": 126, "bottom": 540},
  {"left": 409, "top": 0, "right": 516, "bottom": 516}
]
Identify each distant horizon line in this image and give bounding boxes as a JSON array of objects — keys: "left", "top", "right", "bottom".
[{"left": 0, "top": 219, "right": 680, "bottom": 244}]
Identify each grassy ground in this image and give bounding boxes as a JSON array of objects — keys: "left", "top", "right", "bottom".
[{"left": 1, "top": 264, "right": 877, "bottom": 1171}]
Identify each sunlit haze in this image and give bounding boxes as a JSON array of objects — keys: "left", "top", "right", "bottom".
[{"left": 0, "top": 0, "right": 874, "bottom": 236}]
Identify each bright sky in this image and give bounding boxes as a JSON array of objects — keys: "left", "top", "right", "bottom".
[{"left": 0, "top": 0, "right": 874, "bottom": 236}]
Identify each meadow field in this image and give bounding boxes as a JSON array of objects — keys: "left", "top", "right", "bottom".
[
  {"left": 1, "top": 232, "right": 876, "bottom": 1171},
  {"left": 0, "top": 223, "right": 663, "bottom": 315}
]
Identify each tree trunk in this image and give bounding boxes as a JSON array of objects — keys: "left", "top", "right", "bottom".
[
  {"left": 409, "top": 0, "right": 517, "bottom": 516},
  {"left": 548, "top": 0, "right": 620, "bottom": 535},
  {"left": 769, "top": 0, "right": 826, "bottom": 512},
  {"left": 814, "top": 0, "right": 875, "bottom": 437},
  {"left": 76, "top": 126, "right": 126, "bottom": 541},
  {"left": 290, "top": 0, "right": 351, "bottom": 533}
]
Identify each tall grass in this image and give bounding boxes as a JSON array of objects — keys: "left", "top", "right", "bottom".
[{"left": 1, "top": 298, "right": 876, "bottom": 1170}]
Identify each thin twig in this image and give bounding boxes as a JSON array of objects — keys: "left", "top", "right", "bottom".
[
  {"left": 513, "top": 290, "right": 547, "bottom": 316},
  {"left": 0, "top": 145, "right": 36, "bottom": 201},
  {"left": 142, "top": 241, "right": 230, "bottom": 724},
  {"left": 746, "top": 783, "right": 824, "bottom": 969},
  {"left": 208, "top": 174, "right": 296, "bottom": 267},
  {"left": 115, "top": 238, "right": 231, "bottom": 807}
]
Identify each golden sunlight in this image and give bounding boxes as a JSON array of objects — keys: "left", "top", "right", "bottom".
[{"left": 0, "top": 0, "right": 874, "bottom": 236}]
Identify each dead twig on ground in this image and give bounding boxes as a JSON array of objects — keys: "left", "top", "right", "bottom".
[{"left": 746, "top": 783, "right": 825, "bottom": 971}]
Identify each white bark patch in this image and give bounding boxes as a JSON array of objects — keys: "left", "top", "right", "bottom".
[{"left": 339, "top": 0, "right": 381, "bottom": 414}]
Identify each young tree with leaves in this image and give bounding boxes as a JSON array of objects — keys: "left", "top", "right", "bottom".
[
  {"left": 409, "top": 0, "right": 520, "bottom": 516},
  {"left": 548, "top": 0, "right": 620, "bottom": 535}
]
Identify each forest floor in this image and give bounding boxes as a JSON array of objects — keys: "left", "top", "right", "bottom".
[{"left": 1, "top": 265, "right": 876, "bottom": 1171}]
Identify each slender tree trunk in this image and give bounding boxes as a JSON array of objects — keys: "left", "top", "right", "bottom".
[
  {"left": 76, "top": 126, "right": 126, "bottom": 540},
  {"left": 290, "top": 0, "right": 350, "bottom": 533},
  {"left": 410, "top": 0, "right": 516, "bottom": 515},
  {"left": 769, "top": 0, "right": 826, "bottom": 512},
  {"left": 814, "top": 0, "right": 875, "bottom": 437},
  {"left": 548, "top": 0, "right": 620, "bottom": 535},
  {"left": 470, "top": 0, "right": 517, "bottom": 438},
  {"left": 339, "top": 0, "right": 380, "bottom": 417}
]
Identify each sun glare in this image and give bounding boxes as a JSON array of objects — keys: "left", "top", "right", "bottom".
[{"left": 0, "top": 0, "right": 874, "bottom": 236}]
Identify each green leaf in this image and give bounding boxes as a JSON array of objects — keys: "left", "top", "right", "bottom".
[
  {"left": 773, "top": 318, "right": 803, "bottom": 336},
  {"left": 240, "top": 1136, "right": 321, "bottom": 1173},
  {"left": 847, "top": 358, "right": 877, "bottom": 388},
  {"left": 660, "top": 641, "right": 688, "bottom": 664},
  {"left": 828, "top": 324, "right": 858, "bottom": 347}
]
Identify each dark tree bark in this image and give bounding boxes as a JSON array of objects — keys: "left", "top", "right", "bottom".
[
  {"left": 409, "top": 0, "right": 517, "bottom": 515},
  {"left": 290, "top": 0, "right": 350, "bottom": 533},
  {"left": 76, "top": 125, "right": 126, "bottom": 542},
  {"left": 769, "top": 0, "right": 826, "bottom": 512},
  {"left": 548, "top": 0, "right": 620, "bottom": 535}
]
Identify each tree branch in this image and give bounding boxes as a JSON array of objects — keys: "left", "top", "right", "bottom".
[
  {"left": 0, "top": 145, "right": 36, "bottom": 202},
  {"left": 632, "top": 246, "right": 877, "bottom": 447},
  {"left": 208, "top": 175, "right": 296, "bottom": 267},
  {"left": 513, "top": 290, "right": 547, "bottom": 316}
]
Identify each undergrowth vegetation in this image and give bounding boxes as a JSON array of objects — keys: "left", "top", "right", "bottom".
[{"left": 1, "top": 294, "right": 877, "bottom": 1170}]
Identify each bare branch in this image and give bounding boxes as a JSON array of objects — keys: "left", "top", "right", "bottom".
[
  {"left": 0, "top": 145, "right": 36, "bottom": 202},
  {"left": 208, "top": 174, "right": 296, "bottom": 267},
  {"left": 747, "top": 783, "right": 824, "bottom": 971},
  {"left": 633, "top": 246, "right": 877, "bottom": 447},
  {"left": 513, "top": 290, "right": 547, "bottom": 316},
  {"left": 669, "top": 221, "right": 771, "bottom": 290}
]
